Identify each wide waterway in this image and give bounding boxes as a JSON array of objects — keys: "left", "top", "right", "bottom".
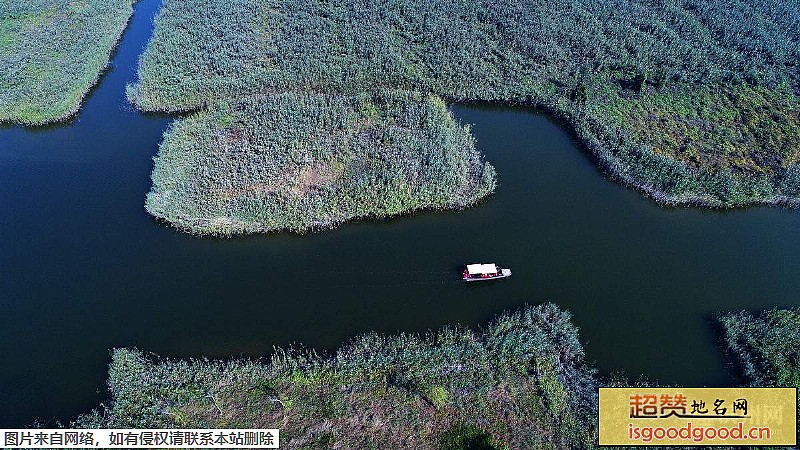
[{"left": 2, "top": 0, "right": 800, "bottom": 427}]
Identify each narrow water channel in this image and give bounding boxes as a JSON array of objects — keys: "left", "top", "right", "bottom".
[{"left": 2, "top": 0, "right": 800, "bottom": 427}]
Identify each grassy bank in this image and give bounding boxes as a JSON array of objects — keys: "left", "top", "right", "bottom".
[
  {"left": 0, "top": 0, "right": 134, "bottom": 126},
  {"left": 130, "top": 0, "right": 800, "bottom": 209},
  {"left": 74, "top": 304, "right": 598, "bottom": 449},
  {"left": 146, "top": 91, "right": 495, "bottom": 235}
]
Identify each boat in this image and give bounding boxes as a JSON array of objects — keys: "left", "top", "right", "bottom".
[{"left": 462, "top": 263, "right": 512, "bottom": 282}]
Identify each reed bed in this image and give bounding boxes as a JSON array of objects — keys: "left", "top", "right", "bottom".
[
  {"left": 130, "top": 0, "right": 800, "bottom": 208},
  {"left": 718, "top": 309, "right": 800, "bottom": 389},
  {"left": 146, "top": 92, "right": 495, "bottom": 235},
  {"left": 566, "top": 83, "right": 800, "bottom": 208},
  {"left": 74, "top": 304, "right": 598, "bottom": 449},
  {"left": 717, "top": 308, "right": 800, "bottom": 434},
  {"left": 0, "top": 0, "right": 134, "bottom": 125},
  {"left": 130, "top": 0, "right": 800, "bottom": 109}
]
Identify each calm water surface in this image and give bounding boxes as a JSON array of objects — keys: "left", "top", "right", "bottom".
[{"left": 3, "top": 0, "right": 800, "bottom": 427}]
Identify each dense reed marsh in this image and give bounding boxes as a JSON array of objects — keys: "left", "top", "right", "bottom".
[
  {"left": 147, "top": 92, "right": 495, "bottom": 234},
  {"left": 74, "top": 304, "right": 597, "bottom": 449},
  {"left": 0, "top": 0, "right": 134, "bottom": 125},
  {"left": 73, "top": 303, "right": 800, "bottom": 449},
  {"left": 130, "top": 0, "right": 800, "bottom": 216}
]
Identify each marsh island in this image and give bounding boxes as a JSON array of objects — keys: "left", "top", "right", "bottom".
[{"left": 147, "top": 92, "right": 495, "bottom": 234}]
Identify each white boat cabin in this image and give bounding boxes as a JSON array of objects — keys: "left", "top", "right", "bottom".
[{"left": 466, "top": 263, "right": 499, "bottom": 275}]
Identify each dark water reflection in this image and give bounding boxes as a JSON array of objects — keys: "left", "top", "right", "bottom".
[{"left": 2, "top": 0, "right": 800, "bottom": 427}]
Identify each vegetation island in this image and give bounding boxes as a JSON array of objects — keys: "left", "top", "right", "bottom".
[
  {"left": 146, "top": 91, "right": 495, "bottom": 234},
  {"left": 128, "top": 0, "right": 800, "bottom": 235},
  {"left": 0, "top": 0, "right": 134, "bottom": 125}
]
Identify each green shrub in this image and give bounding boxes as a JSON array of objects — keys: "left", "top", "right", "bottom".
[
  {"left": 424, "top": 385, "right": 449, "bottom": 409},
  {"left": 439, "top": 424, "right": 498, "bottom": 450}
]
